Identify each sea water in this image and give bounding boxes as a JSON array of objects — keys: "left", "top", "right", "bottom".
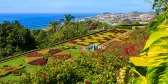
[{"left": 0, "top": 13, "right": 99, "bottom": 30}]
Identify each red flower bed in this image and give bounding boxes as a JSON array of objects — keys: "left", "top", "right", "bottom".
[
  {"left": 26, "top": 52, "right": 43, "bottom": 57},
  {"left": 48, "top": 49, "right": 63, "bottom": 55},
  {"left": 123, "top": 44, "right": 136, "bottom": 56},
  {"left": 28, "top": 58, "right": 48, "bottom": 65}
]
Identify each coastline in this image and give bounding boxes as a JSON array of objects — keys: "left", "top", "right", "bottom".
[
  {"left": 0, "top": 12, "right": 156, "bottom": 30},
  {"left": 74, "top": 11, "right": 156, "bottom": 26}
]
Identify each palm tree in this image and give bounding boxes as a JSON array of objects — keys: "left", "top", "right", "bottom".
[
  {"left": 151, "top": 0, "right": 168, "bottom": 14},
  {"left": 64, "top": 14, "right": 75, "bottom": 24},
  {"left": 13, "top": 20, "right": 21, "bottom": 28},
  {"left": 49, "top": 19, "right": 64, "bottom": 32}
]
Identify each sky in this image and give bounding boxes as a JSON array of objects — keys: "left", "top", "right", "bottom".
[{"left": 0, "top": 0, "right": 154, "bottom": 13}]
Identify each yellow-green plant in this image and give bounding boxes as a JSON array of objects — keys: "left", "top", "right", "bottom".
[{"left": 117, "top": 12, "right": 168, "bottom": 84}]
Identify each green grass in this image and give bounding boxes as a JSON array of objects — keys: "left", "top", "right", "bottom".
[
  {"left": 0, "top": 57, "right": 39, "bottom": 81},
  {"left": 0, "top": 44, "right": 83, "bottom": 81}
]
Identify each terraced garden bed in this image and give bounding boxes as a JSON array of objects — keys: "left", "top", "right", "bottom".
[
  {"left": 71, "top": 29, "right": 132, "bottom": 46},
  {"left": 0, "top": 29, "right": 133, "bottom": 81}
]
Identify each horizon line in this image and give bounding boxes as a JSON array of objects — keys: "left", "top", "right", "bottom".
[{"left": 0, "top": 11, "right": 155, "bottom": 14}]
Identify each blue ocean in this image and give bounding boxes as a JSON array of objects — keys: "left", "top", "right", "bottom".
[{"left": 0, "top": 13, "right": 99, "bottom": 30}]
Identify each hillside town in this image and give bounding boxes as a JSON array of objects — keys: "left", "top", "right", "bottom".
[{"left": 74, "top": 11, "right": 156, "bottom": 25}]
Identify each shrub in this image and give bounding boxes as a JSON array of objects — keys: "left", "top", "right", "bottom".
[{"left": 18, "top": 45, "right": 129, "bottom": 84}]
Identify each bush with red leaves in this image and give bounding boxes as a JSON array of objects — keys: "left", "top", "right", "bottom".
[
  {"left": 48, "top": 49, "right": 62, "bottom": 55},
  {"left": 26, "top": 52, "right": 43, "bottom": 57},
  {"left": 28, "top": 58, "right": 48, "bottom": 65},
  {"left": 85, "top": 81, "right": 90, "bottom": 84}
]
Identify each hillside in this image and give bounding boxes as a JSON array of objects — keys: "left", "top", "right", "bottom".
[{"left": 74, "top": 12, "right": 156, "bottom": 26}]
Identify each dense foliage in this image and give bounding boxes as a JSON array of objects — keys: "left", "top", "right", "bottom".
[
  {"left": 0, "top": 14, "right": 113, "bottom": 58},
  {"left": 149, "top": 12, "right": 168, "bottom": 33},
  {"left": 117, "top": 12, "right": 168, "bottom": 84},
  {"left": 14, "top": 48, "right": 128, "bottom": 84},
  {"left": 151, "top": 0, "right": 168, "bottom": 14},
  {"left": 0, "top": 26, "right": 148, "bottom": 83},
  {"left": 31, "top": 20, "right": 113, "bottom": 48},
  {"left": 0, "top": 14, "right": 149, "bottom": 83},
  {"left": 0, "top": 21, "right": 36, "bottom": 57}
]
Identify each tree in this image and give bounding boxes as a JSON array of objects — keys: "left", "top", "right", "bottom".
[
  {"left": 13, "top": 20, "right": 22, "bottom": 28},
  {"left": 49, "top": 19, "right": 63, "bottom": 32},
  {"left": 64, "top": 14, "right": 75, "bottom": 24},
  {"left": 0, "top": 21, "right": 36, "bottom": 57},
  {"left": 52, "top": 30, "right": 64, "bottom": 43},
  {"left": 150, "top": 0, "right": 168, "bottom": 14}
]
